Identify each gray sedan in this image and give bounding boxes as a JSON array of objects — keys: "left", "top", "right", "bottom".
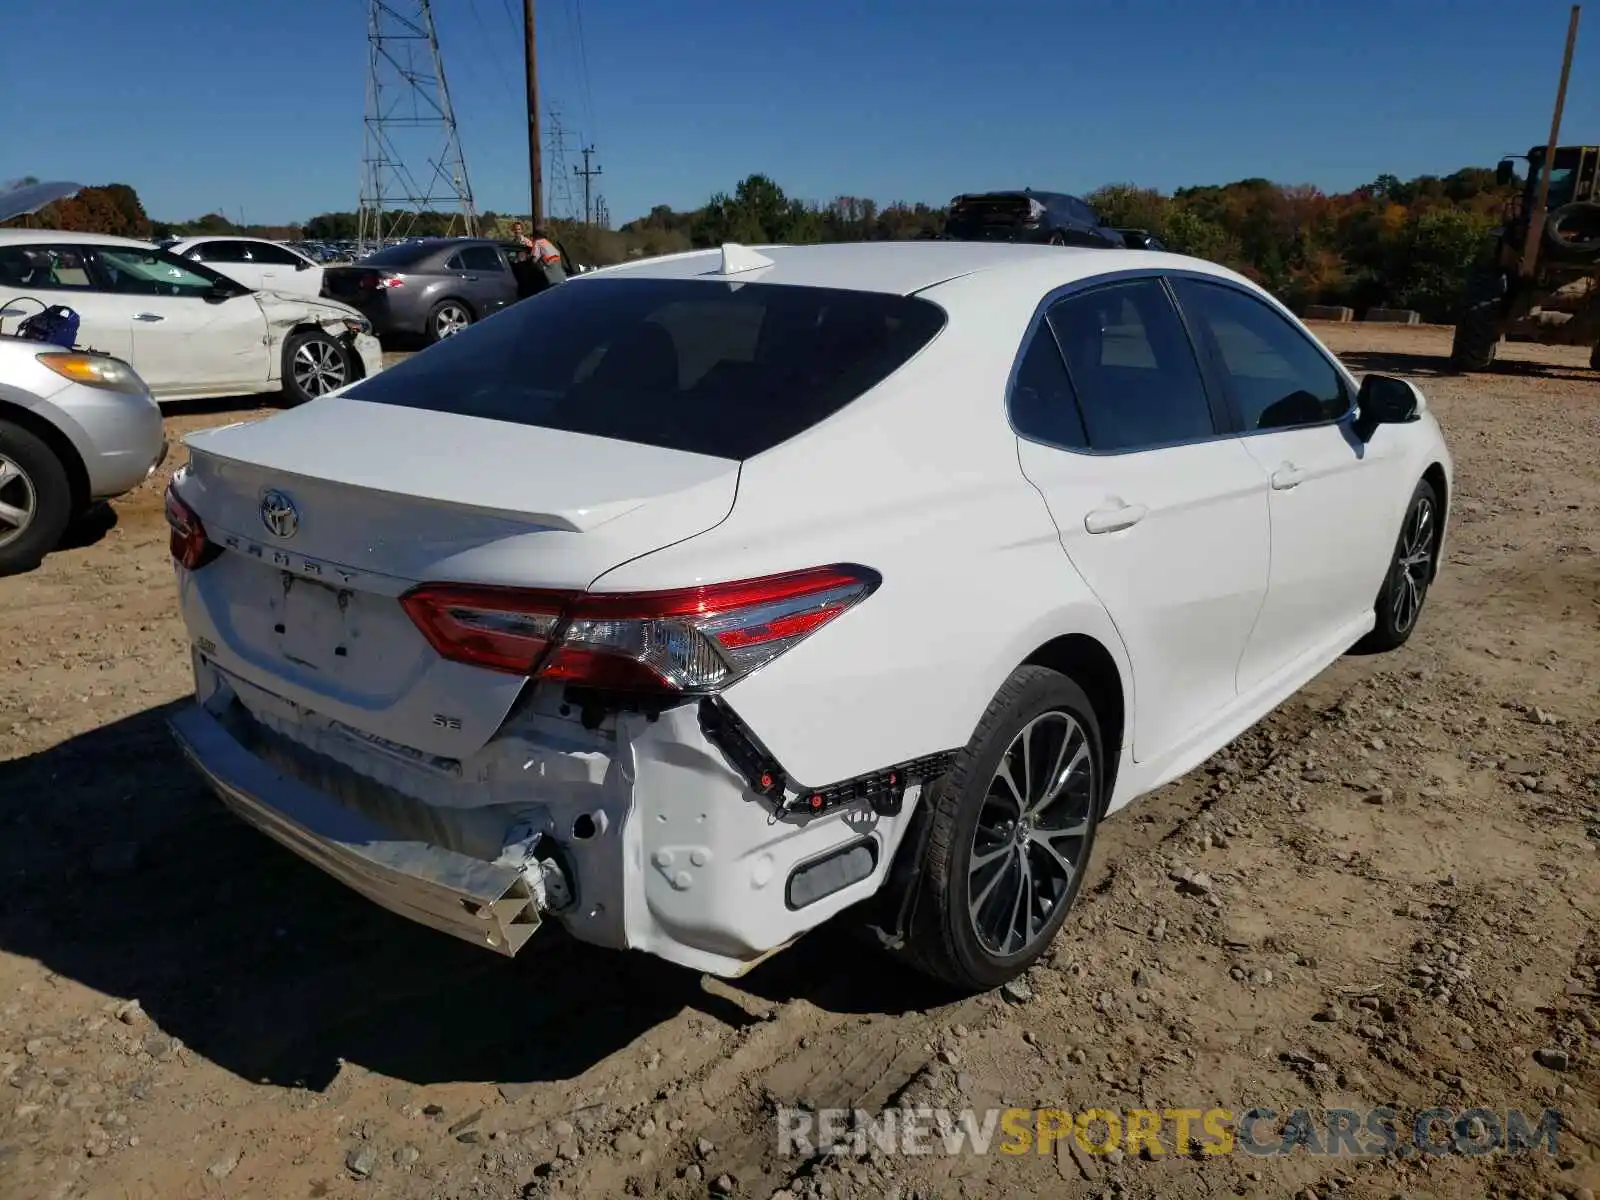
[{"left": 322, "top": 239, "right": 525, "bottom": 344}]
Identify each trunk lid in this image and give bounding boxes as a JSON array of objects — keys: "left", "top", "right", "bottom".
[
  {"left": 947, "top": 193, "right": 1039, "bottom": 239},
  {"left": 177, "top": 399, "right": 739, "bottom": 757},
  {"left": 321, "top": 266, "right": 393, "bottom": 304}
]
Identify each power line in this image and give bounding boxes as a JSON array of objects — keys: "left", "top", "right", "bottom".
[
  {"left": 465, "top": 0, "right": 518, "bottom": 107},
  {"left": 569, "top": 0, "right": 598, "bottom": 145}
]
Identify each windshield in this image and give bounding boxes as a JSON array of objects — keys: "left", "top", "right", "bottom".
[
  {"left": 341, "top": 276, "right": 946, "bottom": 460},
  {"left": 1528, "top": 148, "right": 1583, "bottom": 209},
  {"left": 1544, "top": 167, "right": 1577, "bottom": 208}
]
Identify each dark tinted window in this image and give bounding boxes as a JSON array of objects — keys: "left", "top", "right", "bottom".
[
  {"left": 458, "top": 245, "right": 504, "bottom": 271},
  {"left": 1171, "top": 278, "right": 1348, "bottom": 430},
  {"left": 1010, "top": 327, "right": 1086, "bottom": 448},
  {"left": 249, "top": 241, "right": 304, "bottom": 266},
  {"left": 1045, "top": 279, "right": 1214, "bottom": 451},
  {"left": 360, "top": 242, "right": 436, "bottom": 268},
  {"left": 0, "top": 244, "right": 96, "bottom": 290},
  {"left": 1059, "top": 197, "right": 1098, "bottom": 226},
  {"left": 193, "top": 240, "right": 249, "bottom": 263},
  {"left": 343, "top": 277, "right": 947, "bottom": 460}
]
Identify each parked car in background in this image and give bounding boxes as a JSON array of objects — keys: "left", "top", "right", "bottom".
[
  {"left": 0, "top": 231, "right": 383, "bottom": 406},
  {"left": 322, "top": 237, "right": 521, "bottom": 343},
  {"left": 0, "top": 332, "right": 165, "bottom": 573},
  {"left": 1116, "top": 228, "right": 1168, "bottom": 251},
  {"left": 945, "top": 190, "right": 1125, "bottom": 248},
  {"left": 163, "top": 240, "right": 1451, "bottom": 992},
  {"left": 167, "top": 236, "right": 326, "bottom": 299}
]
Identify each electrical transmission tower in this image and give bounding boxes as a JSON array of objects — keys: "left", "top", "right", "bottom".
[
  {"left": 358, "top": 0, "right": 477, "bottom": 254},
  {"left": 594, "top": 195, "right": 611, "bottom": 230},
  {"left": 544, "top": 107, "right": 580, "bottom": 223}
]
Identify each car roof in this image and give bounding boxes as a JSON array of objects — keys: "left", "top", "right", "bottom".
[
  {"left": 0, "top": 228, "right": 160, "bottom": 249},
  {"left": 584, "top": 241, "right": 1243, "bottom": 297},
  {"left": 168, "top": 235, "right": 293, "bottom": 246}
]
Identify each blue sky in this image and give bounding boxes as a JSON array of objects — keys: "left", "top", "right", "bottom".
[{"left": 2, "top": 0, "right": 1593, "bottom": 226}]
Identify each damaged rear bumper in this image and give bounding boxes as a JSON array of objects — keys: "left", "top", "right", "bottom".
[{"left": 168, "top": 703, "right": 543, "bottom": 955}]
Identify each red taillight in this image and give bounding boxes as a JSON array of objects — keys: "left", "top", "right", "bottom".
[
  {"left": 164, "top": 481, "right": 220, "bottom": 571},
  {"left": 399, "top": 565, "right": 880, "bottom": 694},
  {"left": 357, "top": 272, "right": 402, "bottom": 291},
  {"left": 399, "top": 584, "right": 569, "bottom": 676}
]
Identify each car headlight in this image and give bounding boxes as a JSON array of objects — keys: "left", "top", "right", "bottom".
[
  {"left": 35, "top": 352, "right": 149, "bottom": 395},
  {"left": 341, "top": 316, "right": 372, "bottom": 337}
]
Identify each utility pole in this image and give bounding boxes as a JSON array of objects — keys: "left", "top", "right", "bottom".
[
  {"left": 575, "top": 145, "right": 603, "bottom": 226},
  {"left": 1522, "top": 4, "right": 1581, "bottom": 276},
  {"left": 523, "top": 0, "right": 542, "bottom": 226}
]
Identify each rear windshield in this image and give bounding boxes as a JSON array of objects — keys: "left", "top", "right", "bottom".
[
  {"left": 358, "top": 242, "right": 437, "bottom": 267},
  {"left": 341, "top": 276, "right": 946, "bottom": 459}
]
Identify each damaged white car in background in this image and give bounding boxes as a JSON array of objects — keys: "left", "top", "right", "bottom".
[{"left": 0, "top": 229, "right": 383, "bottom": 406}]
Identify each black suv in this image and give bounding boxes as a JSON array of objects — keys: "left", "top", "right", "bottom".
[{"left": 943, "top": 190, "right": 1164, "bottom": 251}]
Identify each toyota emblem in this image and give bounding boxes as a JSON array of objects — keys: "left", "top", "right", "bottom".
[{"left": 260, "top": 489, "right": 300, "bottom": 539}]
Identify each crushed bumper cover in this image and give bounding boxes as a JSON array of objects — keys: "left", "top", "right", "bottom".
[{"left": 167, "top": 703, "right": 541, "bottom": 955}]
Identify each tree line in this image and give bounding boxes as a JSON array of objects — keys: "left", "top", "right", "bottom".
[{"left": 4, "top": 166, "right": 1517, "bottom": 321}]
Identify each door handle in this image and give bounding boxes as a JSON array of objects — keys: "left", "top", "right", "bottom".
[
  {"left": 1084, "top": 502, "right": 1148, "bottom": 534},
  {"left": 1271, "top": 463, "right": 1305, "bottom": 490},
  {"left": 133, "top": 312, "right": 165, "bottom": 322}
]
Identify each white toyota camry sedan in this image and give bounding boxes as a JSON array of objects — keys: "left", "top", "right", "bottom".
[{"left": 163, "top": 240, "right": 1452, "bottom": 991}]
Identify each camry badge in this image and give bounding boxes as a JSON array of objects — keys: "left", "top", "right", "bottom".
[{"left": 260, "top": 489, "right": 300, "bottom": 539}]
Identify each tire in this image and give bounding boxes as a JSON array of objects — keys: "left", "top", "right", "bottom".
[
  {"left": 280, "top": 330, "right": 353, "bottom": 407},
  {"left": 1047, "top": 231, "right": 1067, "bottom": 247},
  {"left": 425, "top": 299, "right": 473, "bottom": 344},
  {"left": 1449, "top": 269, "right": 1504, "bottom": 372},
  {"left": 1353, "top": 477, "right": 1440, "bottom": 654},
  {"left": 895, "top": 665, "right": 1105, "bottom": 991},
  {"left": 0, "top": 420, "right": 72, "bottom": 577},
  {"left": 1543, "top": 201, "right": 1600, "bottom": 263},
  {"left": 1589, "top": 342, "right": 1600, "bottom": 372}
]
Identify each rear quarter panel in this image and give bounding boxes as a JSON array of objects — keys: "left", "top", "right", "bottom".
[{"left": 589, "top": 280, "right": 1135, "bottom": 787}]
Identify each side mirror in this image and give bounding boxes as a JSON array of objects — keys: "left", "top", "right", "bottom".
[
  {"left": 1496, "top": 160, "right": 1515, "bottom": 188},
  {"left": 296, "top": 258, "right": 312, "bottom": 271},
  {"left": 1353, "top": 374, "right": 1423, "bottom": 442},
  {"left": 204, "top": 281, "right": 238, "bottom": 303}
]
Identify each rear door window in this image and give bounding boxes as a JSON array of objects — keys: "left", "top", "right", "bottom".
[
  {"left": 343, "top": 277, "right": 947, "bottom": 459},
  {"left": 0, "top": 244, "right": 96, "bottom": 291},
  {"left": 248, "top": 241, "right": 306, "bottom": 267},
  {"left": 1044, "top": 278, "right": 1217, "bottom": 452}
]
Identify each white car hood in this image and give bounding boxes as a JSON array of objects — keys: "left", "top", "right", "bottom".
[{"left": 253, "top": 289, "right": 364, "bottom": 328}]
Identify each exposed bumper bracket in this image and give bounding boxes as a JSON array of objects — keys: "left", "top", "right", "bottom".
[
  {"left": 697, "top": 696, "right": 957, "bottom": 820},
  {"left": 168, "top": 703, "right": 543, "bottom": 956}
]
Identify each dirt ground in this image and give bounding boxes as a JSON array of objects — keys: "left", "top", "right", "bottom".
[{"left": 1, "top": 326, "right": 1597, "bottom": 1200}]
